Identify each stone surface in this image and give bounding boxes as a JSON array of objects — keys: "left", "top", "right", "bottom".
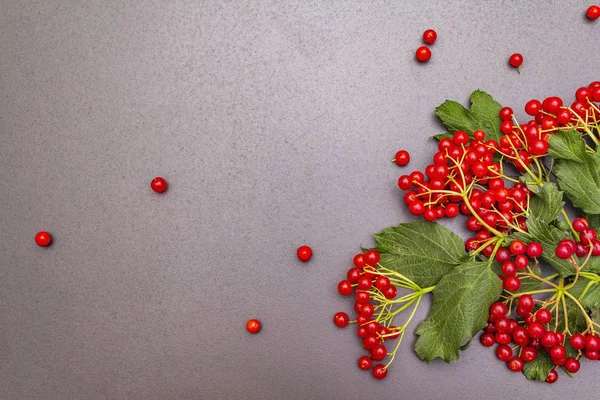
[{"left": 1, "top": 1, "right": 599, "bottom": 398}]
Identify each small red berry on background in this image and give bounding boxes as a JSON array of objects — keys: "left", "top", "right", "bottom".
[
  {"left": 150, "top": 177, "right": 168, "bottom": 193},
  {"left": 587, "top": 5, "right": 600, "bottom": 19},
  {"left": 509, "top": 53, "right": 523, "bottom": 73},
  {"left": 415, "top": 46, "right": 431, "bottom": 63},
  {"left": 333, "top": 312, "right": 349, "bottom": 328},
  {"left": 423, "top": 29, "right": 437, "bottom": 44},
  {"left": 394, "top": 150, "right": 410, "bottom": 166},
  {"left": 35, "top": 231, "right": 52, "bottom": 247},
  {"left": 246, "top": 319, "right": 261, "bottom": 334},
  {"left": 297, "top": 245, "right": 313, "bottom": 262}
]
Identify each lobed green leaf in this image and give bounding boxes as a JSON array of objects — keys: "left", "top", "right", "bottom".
[
  {"left": 374, "top": 221, "right": 469, "bottom": 287},
  {"left": 434, "top": 90, "right": 503, "bottom": 143},
  {"left": 522, "top": 351, "right": 554, "bottom": 381},
  {"left": 413, "top": 260, "right": 502, "bottom": 362},
  {"left": 549, "top": 130, "right": 600, "bottom": 215}
]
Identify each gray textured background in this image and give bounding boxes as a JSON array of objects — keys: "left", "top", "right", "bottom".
[{"left": 1, "top": 1, "right": 599, "bottom": 399}]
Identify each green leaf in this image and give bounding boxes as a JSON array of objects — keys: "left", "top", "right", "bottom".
[
  {"left": 549, "top": 130, "right": 600, "bottom": 215},
  {"left": 556, "top": 296, "right": 588, "bottom": 334},
  {"left": 523, "top": 350, "right": 554, "bottom": 381},
  {"left": 528, "top": 182, "right": 564, "bottom": 223},
  {"left": 434, "top": 90, "right": 503, "bottom": 143},
  {"left": 374, "top": 221, "right": 469, "bottom": 287},
  {"left": 413, "top": 261, "right": 502, "bottom": 362},
  {"left": 430, "top": 132, "right": 452, "bottom": 141},
  {"left": 566, "top": 278, "right": 600, "bottom": 309}
]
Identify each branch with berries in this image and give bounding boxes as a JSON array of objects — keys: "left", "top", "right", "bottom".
[{"left": 334, "top": 83, "right": 600, "bottom": 383}]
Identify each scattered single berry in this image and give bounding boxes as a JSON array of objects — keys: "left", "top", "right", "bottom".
[
  {"left": 416, "top": 46, "right": 432, "bottom": 63},
  {"left": 35, "top": 231, "right": 52, "bottom": 247},
  {"left": 587, "top": 5, "right": 600, "bottom": 19},
  {"left": 423, "top": 29, "right": 437, "bottom": 44},
  {"left": 246, "top": 319, "right": 261, "bottom": 334},
  {"left": 150, "top": 177, "right": 168, "bottom": 193},
  {"left": 297, "top": 245, "right": 313, "bottom": 262},
  {"left": 394, "top": 150, "right": 410, "bottom": 166}
]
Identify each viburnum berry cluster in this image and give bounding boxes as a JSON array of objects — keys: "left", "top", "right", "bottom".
[
  {"left": 335, "top": 82, "right": 600, "bottom": 382},
  {"left": 334, "top": 249, "right": 433, "bottom": 379}
]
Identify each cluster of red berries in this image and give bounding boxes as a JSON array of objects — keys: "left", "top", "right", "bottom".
[
  {"left": 397, "top": 129, "right": 530, "bottom": 252},
  {"left": 416, "top": 29, "right": 436, "bottom": 63},
  {"left": 497, "top": 82, "right": 600, "bottom": 171},
  {"left": 333, "top": 249, "right": 403, "bottom": 380},
  {"left": 494, "top": 240, "right": 541, "bottom": 292},
  {"left": 482, "top": 297, "right": 600, "bottom": 383},
  {"left": 554, "top": 218, "right": 600, "bottom": 259}
]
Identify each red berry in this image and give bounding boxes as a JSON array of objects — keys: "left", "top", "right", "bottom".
[
  {"left": 536, "top": 309, "right": 552, "bottom": 324},
  {"left": 489, "top": 302, "right": 508, "bottom": 319},
  {"left": 586, "top": 349, "right": 600, "bottom": 360},
  {"left": 564, "top": 357, "right": 580, "bottom": 373},
  {"left": 525, "top": 100, "right": 542, "bottom": 116},
  {"left": 423, "top": 29, "right": 437, "bottom": 44},
  {"left": 573, "top": 218, "right": 590, "bottom": 233},
  {"left": 512, "top": 326, "right": 529, "bottom": 347},
  {"left": 365, "top": 249, "right": 381, "bottom": 266},
  {"left": 370, "top": 345, "right": 388, "bottom": 361},
  {"left": 499, "top": 107, "right": 513, "bottom": 121},
  {"left": 372, "top": 364, "right": 388, "bottom": 379},
  {"left": 338, "top": 280, "right": 353, "bottom": 296},
  {"left": 382, "top": 285, "right": 397, "bottom": 299},
  {"left": 514, "top": 255, "right": 529, "bottom": 269},
  {"left": 569, "top": 333, "right": 586, "bottom": 350},
  {"left": 358, "top": 356, "right": 372, "bottom": 370},
  {"left": 347, "top": 267, "right": 362, "bottom": 283},
  {"left": 357, "top": 277, "right": 373, "bottom": 291},
  {"left": 495, "top": 332, "right": 512, "bottom": 345},
  {"left": 415, "top": 46, "right": 432, "bottom": 62},
  {"left": 395, "top": 150, "right": 410, "bottom": 166},
  {"left": 501, "top": 261, "right": 517, "bottom": 277},
  {"left": 353, "top": 254, "right": 367, "bottom": 268},
  {"left": 35, "top": 231, "right": 52, "bottom": 247},
  {"left": 246, "top": 319, "right": 261, "bottom": 333},
  {"left": 360, "top": 303, "right": 375, "bottom": 318},
  {"left": 526, "top": 242, "right": 543, "bottom": 258},
  {"left": 362, "top": 335, "right": 380, "bottom": 350},
  {"left": 545, "top": 369, "right": 558, "bottom": 383},
  {"left": 503, "top": 276, "right": 521, "bottom": 292},
  {"left": 587, "top": 5, "right": 600, "bottom": 20},
  {"left": 527, "top": 322, "right": 545, "bottom": 338},
  {"left": 509, "top": 240, "right": 526, "bottom": 255},
  {"left": 297, "top": 245, "right": 313, "bottom": 262},
  {"left": 507, "top": 356, "right": 524, "bottom": 372},
  {"left": 150, "top": 177, "right": 168, "bottom": 193},
  {"left": 585, "top": 334, "right": 600, "bottom": 351},
  {"left": 518, "top": 294, "right": 535, "bottom": 311},
  {"left": 555, "top": 242, "right": 574, "bottom": 259},
  {"left": 509, "top": 53, "right": 523, "bottom": 68},
  {"left": 496, "top": 344, "right": 513, "bottom": 361},
  {"left": 333, "top": 312, "right": 349, "bottom": 328},
  {"left": 541, "top": 331, "right": 558, "bottom": 348},
  {"left": 521, "top": 346, "right": 537, "bottom": 362},
  {"left": 549, "top": 345, "right": 566, "bottom": 360},
  {"left": 375, "top": 276, "right": 391, "bottom": 291},
  {"left": 481, "top": 332, "right": 496, "bottom": 347}
]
